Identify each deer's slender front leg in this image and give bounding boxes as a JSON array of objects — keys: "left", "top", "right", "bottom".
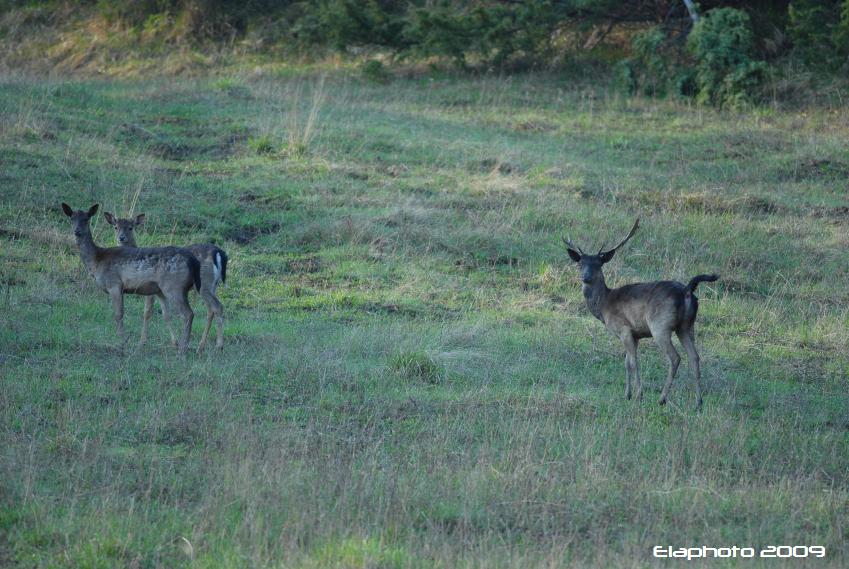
[
  {"left": 622, "top": 333, "right": 641, "bottom": 401},
  {"left": 140, "top": 295, "right": 155, "bottom": 346},
  {"left": 109, "top": 288, "right": 125, "bottom": 348},
  {"left": 157, "top": 292, "right": 177, "bottom": 347}
]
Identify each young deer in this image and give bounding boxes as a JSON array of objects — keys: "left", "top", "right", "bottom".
[
  {"left": 62, "top": 203, "right": 200, "bottom": 354},
  {"left": 564, "top": 219, "right": 718, "bottom": 409},
  {"left": 104, "top": 212, "right": 228, "bottom": 352}
]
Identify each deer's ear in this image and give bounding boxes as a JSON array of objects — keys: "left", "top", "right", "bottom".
[
  {"left": 567, "top": 248, "right": 581, "bottom": 263},
  {"left": 134, "top": 214, "right": 145, "bottom": 226},
  {"left": 599, "top": 249, "right": 616, "bottom": 264},
  {"left": 104, "top": 212, "right": 117, "bottom": 226},
  {"left": 87, "top": 204, "right": 99, "bottom": 217},
  {"left": 61, "top": 203, "right": 73, "bottom": 217}
]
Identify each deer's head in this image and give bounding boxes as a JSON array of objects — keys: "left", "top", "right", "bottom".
[
  {"left": 104, "top": 212, "right": 144, "bottom": 246},
  {"left": 564, "top": 219, "right": 640, "bottom": 285},
  {"left": 62, "top": 203, "right": 99, "bottom": 239}
]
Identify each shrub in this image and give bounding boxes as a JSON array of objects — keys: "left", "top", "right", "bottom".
[
  {"left": 360, "top": 59, "right": 390, "bottom": 84},
  {"left": 618, "top": 27, "right": 670, "bottom": 96},
  {"left": 787, "top": 0, "right": 849, "bottom": 69},
  {"left": 404, "top": 2, "right": 555, "bottom": 68},
  {"left": 293, "top": 0, "right": 407, "bottom": 52},
  {"left": 688, "top": 8, "right": 769, "bottom": 108}
]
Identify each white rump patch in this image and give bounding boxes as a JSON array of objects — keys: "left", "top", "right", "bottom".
[{"left": 213, "top": 251, "right": 222, "bottom": 285}]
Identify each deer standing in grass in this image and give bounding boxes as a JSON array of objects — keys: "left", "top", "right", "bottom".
[
  {"left": 62, "top": 203, "right": 200, "bottom": 354},
  {"left": 104, "top": 212, "right": 228, "bottom": 352},
  {"left": 564, "top": 219, "right": 718, "bottom": 410}
]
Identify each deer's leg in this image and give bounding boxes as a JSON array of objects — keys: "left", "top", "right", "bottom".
[
  {"left": 212, "top": 291, "right": 224, "bottom": 351},
  {"left": 678, "top": 328, "right": 702, "bottom": 410},
  {"left": 622, "top": 334, "right": 640, "bottom": 401},
  {"left": 169, "top": 289, "right": 193, "bottom": 355},
  {"left": 157, "top": 292, "right": 177, "bottom": 347},
  {"left": 656, "top": 330, "right": 681, "bottom": 406},
  {"left": 139, "top": 295, "right": 155, "bottom": 347},
  {"left": 197, "top": 294, "right": 213, "bottom": 353},
  {"left": 109, "top": 288, "right": 126, "bottom": 348},
  {"left": 197, "top": 289, "right": 224, "bottom": 354}
]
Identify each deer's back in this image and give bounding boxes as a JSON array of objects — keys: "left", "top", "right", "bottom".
[
  {"left": 605, "top": 280, "right": 689, "bottom": 338},
  {"left": 95, "top": 246, "right": 196, "bottom": 293},
  {"left": 186, "top": 244, "right": 220, "bottom": 262}
]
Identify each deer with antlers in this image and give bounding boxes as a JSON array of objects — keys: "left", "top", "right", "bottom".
[
  {"left": 62, "top": 203, "right": 200, "bottom": 354},
  {"left": 564, "top": 219, "right": 718, "bottom": 410},
  {"left": 104, "top": 212, "right": 228, "bottom": 352}
]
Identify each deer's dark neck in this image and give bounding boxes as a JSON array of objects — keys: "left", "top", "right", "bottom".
[
  {"left": 76, "top": 231, "right": 103, "bottom": 273},
  {"left": 582, "top": 277, "right": 609, "bottom": 323}
]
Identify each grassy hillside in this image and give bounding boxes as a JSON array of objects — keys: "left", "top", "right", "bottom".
[{"left": 1, "top": 69, "right": 848, "bottom": 567}]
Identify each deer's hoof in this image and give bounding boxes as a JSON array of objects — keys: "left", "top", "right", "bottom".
[{"left": 658, "top": 397, "right": 667, "bottom": 406}]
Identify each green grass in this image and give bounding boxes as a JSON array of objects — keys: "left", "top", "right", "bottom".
[{"left": 1, "top": 69, "right": 848, "bottom": 567}]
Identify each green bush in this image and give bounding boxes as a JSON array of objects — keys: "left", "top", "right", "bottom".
[
  {"left": 360, "top": 59, "right": 390, "bottom": 84},
  {"left": 788, "top": 0, "right": 849, "bottom": 69},
  {"left": 618, "top": 27, "right": 670, "bottom": 96},
  {"left": 404, "top": 2, "right": 555, "bottom": 68},
  {"left": 688, "top": 8, "right": 769, "bottom": 108},
  {"left": 293, "top": 0, "right": 407, "bottom": 52}
]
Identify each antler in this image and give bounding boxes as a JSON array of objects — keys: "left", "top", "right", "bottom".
[
  {"left": 600, "top": 218, "right": 640, "bottom": 255},
  {"left": 562, "top": 235, "right": 584, "bottom": 255}
]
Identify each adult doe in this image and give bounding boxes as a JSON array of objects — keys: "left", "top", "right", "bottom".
[
  {"left": 62, "top": 203, "right": 200, "bottom": 354},
  {"left": 564, "top": 219, "right": 718, "bottom": 409},
  {"left": 104, "top": 212, "right": 228, "bottom": 352}
]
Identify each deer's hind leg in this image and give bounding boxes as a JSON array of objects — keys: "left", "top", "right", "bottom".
[
  {"left": 164, "top": 287, "right": 194, "bottom": 355},
  {"left": 196, "top": 288, "right": 224, "bottom": 353},
  {"left": 677, "top": 327, "right": 702, "bottom": 410},
  {"left": 655, "top": 327, "right": 681, "bottom": 406}
]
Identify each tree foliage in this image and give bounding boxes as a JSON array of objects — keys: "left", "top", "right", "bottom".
[
  {"left": 688, "top": 7, "right": 769, "bottom": 108},
  {"left": 787, "top": 0, "right": 849, "bottom": 68},
  {"left": 3, "top": 0, "right": 848, "bottom": 107}
]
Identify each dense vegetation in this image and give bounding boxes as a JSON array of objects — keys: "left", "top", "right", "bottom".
[
  {"left": 2, "top": 1, "right": 849, "bottom": 106},
  {"left": 1, "top": 67, "right": 848, "bottom": 566}
]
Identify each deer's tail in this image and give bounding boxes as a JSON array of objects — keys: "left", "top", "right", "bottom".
[
  {"left": 214, "top": 247, "right": 228, "bottom": 285},
  {"left": 686, "top": 274, "right": 719, "bottom": 294}
]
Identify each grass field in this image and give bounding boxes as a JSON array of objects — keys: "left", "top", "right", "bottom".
[{"left": 1, "top": 68, "right": 848, "bottom": 568}]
